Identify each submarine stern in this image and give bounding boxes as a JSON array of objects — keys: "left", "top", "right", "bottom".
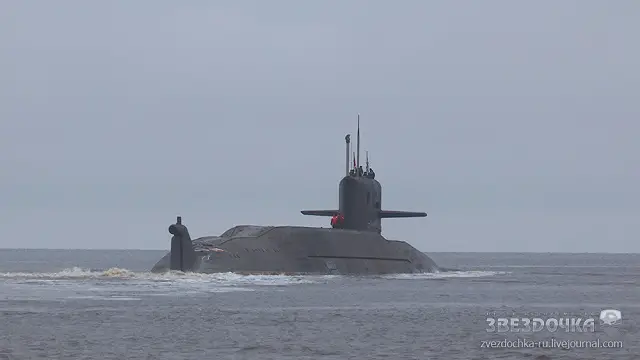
[{"left": 151, "top": 216, "right": 196, "bottom": 273}]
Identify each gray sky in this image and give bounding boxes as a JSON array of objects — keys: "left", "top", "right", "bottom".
[{"left": 1, "top": 1, "right": 638, "bottom": 252}]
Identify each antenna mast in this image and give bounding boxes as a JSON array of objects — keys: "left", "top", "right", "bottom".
[
  {"left": 356, "top": 113, "right": 360, "bottom": 175},
  {"left": 344, "top": 134, "right": 351, "bottom": 177},
  {"left": 352, "top": 151, "right": 356, "bottom": 170},
  {"left": 366, "top": 151, "right": 369, "bottom": 173}
]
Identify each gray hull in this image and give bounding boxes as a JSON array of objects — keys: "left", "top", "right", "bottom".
[{"left": 151, "top": 225, "right": 438, "bottom": 275}]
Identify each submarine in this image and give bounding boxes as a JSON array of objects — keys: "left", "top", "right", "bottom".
[{"left": 151, "top": 117, "right": 439, "bottom": 275}]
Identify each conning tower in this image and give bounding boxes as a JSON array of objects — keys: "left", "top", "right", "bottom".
[{"left": 301, "top": 114, "right": 426, "bottom": 233}]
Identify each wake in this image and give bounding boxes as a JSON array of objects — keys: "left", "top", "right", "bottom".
[
  {"left": 380, "top": 270, "right": 509, "bottom": 280},
  {"left": 0, "top": 267, "right": 507, "bottom": 283},
  {"left": 0, "top": 267, "right": 324, "bottom": 286},
  {"left": 0, "top": 267, "right": 508, "bottom": 302}
]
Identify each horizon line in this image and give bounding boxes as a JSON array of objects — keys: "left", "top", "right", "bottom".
[{"left": 0, "top": 248, "right": 638, "bottom": 255}]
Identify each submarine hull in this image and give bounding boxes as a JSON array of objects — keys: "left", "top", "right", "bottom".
[{"left": 151, "top": 225, "right": 438, "bottom": 275}]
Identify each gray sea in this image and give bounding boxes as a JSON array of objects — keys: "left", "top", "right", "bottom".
[{"left": 0, "top": 250, "right": 637, "bottom": 360}]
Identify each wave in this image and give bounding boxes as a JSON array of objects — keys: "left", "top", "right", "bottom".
[
  {"left": 0, "top": 267, "right": 328, "bottom": 286},
  {"left": 380, "top": 270, "right": 509, "bottom": 280},
  {"left": 0, "top": 267, "right": 337, "bottom": 301},
  {"left": 0, "top": 267, "right": 507, "bottom": 286}
]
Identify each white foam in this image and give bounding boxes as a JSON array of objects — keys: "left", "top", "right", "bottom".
[
  {"left": 66, "top": 295, "right": 142, "bottom": 301},
  {"left": 0, "top": 267, "right": 328, "bottom": 284},
  {"left": 0, "top": 267, "right": 507, "bottom": 300},
  {"left": 1, "top": 267, "right": 330, "bottom": 300},
  {"left": 483, "top": 264, "right": 639, "bottom": 268},
  {"left": 0, "top": 267, "right": 505, "bottom": 283},
  {"left": 0, "top": 267, "right": 336, "bottom": 300},
  {"left": 381, "top": 270, "right": 508, "bottom": 280}
]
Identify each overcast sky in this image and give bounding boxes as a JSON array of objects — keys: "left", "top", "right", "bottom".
[{"left": 1, "top": 1, "right": 638, "bottom": 252}]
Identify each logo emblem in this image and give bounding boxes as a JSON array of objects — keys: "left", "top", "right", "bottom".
[{"left": 599, "top": 309, "right": 622, "bottom": 326}]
